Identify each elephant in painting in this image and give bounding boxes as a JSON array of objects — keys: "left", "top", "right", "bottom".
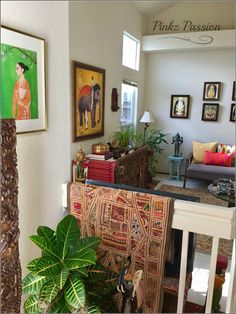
[{"left": 78, "top": 83, "right": 101, "bottom": 128}]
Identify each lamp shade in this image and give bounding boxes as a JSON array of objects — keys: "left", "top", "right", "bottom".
[{"left": 140, "top": 110, "right": 154, "bottom": 123}]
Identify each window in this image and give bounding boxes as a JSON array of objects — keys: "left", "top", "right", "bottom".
[
  {"left": 122, "top": 31, "right": 140, "bottom": 71},
  {"left": 120, "top": 80, "right": 138, "bottom": 126}
]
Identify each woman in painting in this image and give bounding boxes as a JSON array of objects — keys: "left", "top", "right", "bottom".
[{"left": 12, "top": 62, "right": 31, "bottom": 119}]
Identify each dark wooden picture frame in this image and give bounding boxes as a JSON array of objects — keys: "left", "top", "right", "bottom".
[
  {"left": 170, "top": 95, "right": 190, "bottom": 119},
  {"left": 232, "top": 81, "right": 235, "bottom": 101},
  {"left": 202, "top": 103, "right": 219, "bottom": 121},
  {"left": 72, "top": 61, "right": 105, "bottom": 142},
  {"left": 203, "top": 82, "right": 221, "bottom": 101},
  {"left": 230, "top": 103, "right": 235, "bottom": 122}
]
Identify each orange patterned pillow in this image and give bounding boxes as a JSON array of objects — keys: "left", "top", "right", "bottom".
[{"left": 204, "top": 151, "right": 233, "bottom": 167}]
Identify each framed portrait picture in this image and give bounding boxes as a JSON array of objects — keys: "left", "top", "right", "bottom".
[
  {"left": 232, "top": 81, "right": 235, "bottom": 101},
  {"left": 1, "top": 26, "right": 46, "bottom": 134},
  {"left": 230, "top": 103, "right": 235, "bottom": 122},
  {"left": 170, "top": 95, "right": 190, "bottom": 119},
  {"left": 203, "top": 82, "right": 221, "bottom": 101},
  {"left": 202, "top": 103, "right": 219, "bottom": 121},
  {"left": 72, "top": 61, "right": 105, "bottom": 142}
]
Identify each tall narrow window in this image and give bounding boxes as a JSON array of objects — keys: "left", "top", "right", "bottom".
[
  {"left": 122, "top": 31, "right": 140, "bottom": 71},
  {"left": 120, "top": 80, "right": 138, "bottom": 126}
]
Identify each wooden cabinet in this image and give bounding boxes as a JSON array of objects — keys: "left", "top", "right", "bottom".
[{"left": 87, "top": 146, "right": 149, "bottom": 188}]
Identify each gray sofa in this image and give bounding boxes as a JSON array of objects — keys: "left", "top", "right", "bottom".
[{"left": 183, "top": 153, "right": 235, "bottom": 188}]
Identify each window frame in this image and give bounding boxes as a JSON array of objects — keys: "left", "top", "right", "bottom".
[{"left": 122, "top": 31, "right": 140, "bottom": 71}]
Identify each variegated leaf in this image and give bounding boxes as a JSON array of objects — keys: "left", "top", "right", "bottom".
[
  {"left": 24, "top": 295, "right": 41, "bottom": 313},
  {"left": 64, "top": 248, "right": 96, "bottom": 270},
  {"left": 27, "top": 258, "right": 41, "bottom": 272},
  {"left": 32, "top": 256, "right": 62, "bottom": 276},
  {"left": 40, "top": 281, "right": 61, "bottom": 303},
  {"left": 37, "top": 226, "right": 56, "bottom": 245},
  {"left": 64, "top": 275, "right": 85, "bottom": 309},
  {"left": 73, "top": 237, "right": 101, "bottom": 254},
  {"left": 52, "top": 269, "right": 69, "bottom": 289},
  {"left": 29, "top": 235, "right": 59, "bottom": 259},
  {"left": 22, "top": 272, "right": 47, "bottom": 294},
  {"left": 56, "top": 215, "right": 80, "bottom": 259}
]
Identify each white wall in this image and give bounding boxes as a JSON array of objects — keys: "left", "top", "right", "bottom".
[
  {"left": 1, "top": 1, "right": 71, "bottom": 277},
  {"left": 69, "top": 1, "right": 146, "bottom": 158},
  {"left": 144, "top": 48, "right": 235, "bottom": 173},
  {"left": 147, "top": 1, "right": 235, "bottom": 34}
]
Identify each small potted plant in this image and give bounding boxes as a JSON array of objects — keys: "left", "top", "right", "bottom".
[{"left": 22, "top": 215, "right": 118, "bottom": 313}]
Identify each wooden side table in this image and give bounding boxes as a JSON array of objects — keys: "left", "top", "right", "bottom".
[{"left": 168, "top": 156, "right": 184, "bottom": 181}]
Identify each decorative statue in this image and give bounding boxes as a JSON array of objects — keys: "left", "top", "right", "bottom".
[
  {"left": 75, "top": 146, "right": 86, "bottom": 181},
  {"left": 172, "top": 133, "right": 183, "bottom": 157},
  {"left": 111, "top": 88, "right": 119, "bottom": 112},
  {"left": 117, "top": 256, "right": 143, "bottom": 313}
]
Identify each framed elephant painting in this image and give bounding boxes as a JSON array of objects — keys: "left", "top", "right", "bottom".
[{"left": 72, "top": 61, "right": 105, "bottom": 142}]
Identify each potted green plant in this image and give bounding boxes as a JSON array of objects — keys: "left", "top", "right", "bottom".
[
  {"left": 111, "top": 124, "right": 136, "bottom": 150},
  {"left": 22, "top": 215, "right": 118, "bottom": 313},
  {"left": 145, "top": 128, "right": 168, "bottom": 177}
]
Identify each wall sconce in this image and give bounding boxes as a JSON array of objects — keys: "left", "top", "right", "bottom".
[
  {"left": 111, "top": 88, "right": 119, "bottom": 112},
  {"left": 140, "top": 110, "right": 155, "bottom": 141}
]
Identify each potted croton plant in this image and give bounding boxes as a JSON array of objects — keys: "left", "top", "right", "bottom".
[{"left": 22, "top": 215, "right": 118, "bottom": 313}]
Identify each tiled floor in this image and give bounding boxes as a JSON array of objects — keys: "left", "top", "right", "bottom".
[{"left": 154, "top": 173, "right": 231, "bottom": 312}]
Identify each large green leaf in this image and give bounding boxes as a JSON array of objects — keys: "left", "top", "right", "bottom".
[
  {"left": 29, "top": 235, "right": 60, "bottom": 259},
  {"left": 32, "top": 256, "right": 62, "bottom": 276},
  {"left": 64, "top": 275, "right": 85, "bottom": 309},
  {"left": 64, "top": 248, "right": 96, "bottom": 269},
  {"left": 37, "top": 226, "right": 56, "bottom": 245},
  {"left": 39, "top": 281, "right": 61, "bottom": 303},
  {"left": 87, "top": 264, "right": 117, "bottom": 282},
  {"left": 49, "top": 297, "right": 70, "bottom": 313},
  {"left": 56, "top": 215, "right": 80, "bottom": 259},
  {"left": 24, "top": 295, "right": 41, "bottom": 313},
  {"left": 52, "top": 269, "right": 69, "bottom": 289},
  {"left": 87, "top": 304, "right": 101, "bottom": 313},
  {"left": 22, "top": 272, "right": 47, "bottom": 294},
  {"left": 27, "top": 258, "right": 42, "bottom": 272},
  {"left": 73, "top": 237, "right": 101, "bottom": 254}
]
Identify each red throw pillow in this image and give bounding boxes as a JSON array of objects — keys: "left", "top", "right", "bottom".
[{"left": 204, "top": 151, "right": 233, "bottom": 167}]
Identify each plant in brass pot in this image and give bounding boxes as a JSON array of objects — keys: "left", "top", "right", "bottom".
[
  {"left": 22, "top": 215, "right": 118, "bottom": 313},
  {"left": 111, "top": 124, "right": 136, "bottom": 151}
]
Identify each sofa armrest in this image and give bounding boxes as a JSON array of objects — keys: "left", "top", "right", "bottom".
[{"left": 186, "top": 153, "right": 193, "bottom": 164}]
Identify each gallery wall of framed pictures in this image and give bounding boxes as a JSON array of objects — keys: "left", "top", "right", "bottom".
[{"left": 169, "top": 80, "right": 235, "bottom": 123}]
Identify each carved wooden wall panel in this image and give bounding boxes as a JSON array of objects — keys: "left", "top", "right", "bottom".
[{"left": 1, "top": 119, "right": 22, "bottom": 313}]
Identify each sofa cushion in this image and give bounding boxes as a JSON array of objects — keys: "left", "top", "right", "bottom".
[
  {"left": 217, "top": 143, "right": 235, "bottom": 154},
  {"left": 187, "top": 163, "right": 235, "bottom": 181},
  {"left": 204, "top": 151, "right": 233, "bottom": 167},
  {"left": 192, "top": 141, "right": 218, "bottom": 163}
]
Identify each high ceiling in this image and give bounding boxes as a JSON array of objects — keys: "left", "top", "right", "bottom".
[{"left": 132, "top": 1, "right": 177, "bottom": 17}]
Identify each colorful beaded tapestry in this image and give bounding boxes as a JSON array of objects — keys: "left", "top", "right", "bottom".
[{"left": 69, "top": 182, "right": 174, "bottom": 313}]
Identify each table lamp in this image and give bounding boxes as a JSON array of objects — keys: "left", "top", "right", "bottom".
[{"left": 140, "top": 110, "right": 154, "bottom": 142}]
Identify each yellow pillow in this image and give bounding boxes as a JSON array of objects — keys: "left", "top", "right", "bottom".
[{"left": 192, "top": 141, "right": 218, "bottom": 163}]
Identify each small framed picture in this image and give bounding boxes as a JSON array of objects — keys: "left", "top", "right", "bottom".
[
  {"left": 203, "top": 82, "right": 221, "bottom": 101},
  {"left": 230, "top": 103, "right": 235, "bottom": 122},
  {"left": 170, "top": 95, "right": 190, "bottom": 119},
  {"left": 202, "top": 103, "right": 219, "bottom": 121},
  {"left": 232, "top": 81, "right": 235, "bottom": 101}
]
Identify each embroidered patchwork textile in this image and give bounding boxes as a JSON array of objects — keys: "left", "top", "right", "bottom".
[{"left": 69, "top": 182, "right": 174, "bottom": 313}]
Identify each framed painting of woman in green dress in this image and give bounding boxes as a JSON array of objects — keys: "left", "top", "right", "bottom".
[{"left": 1, "top": 26, "right": 46, "bottom": 134}]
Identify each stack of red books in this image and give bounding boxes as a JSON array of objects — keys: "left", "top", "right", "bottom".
[{"left": 87, "top": 159, "right": 116, "bottom": 183}]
